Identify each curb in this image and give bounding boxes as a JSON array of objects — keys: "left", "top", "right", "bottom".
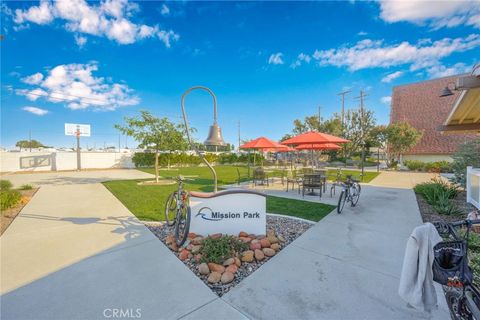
[{"left": 266, "top": 212, "right": 316, "bottom": 224}]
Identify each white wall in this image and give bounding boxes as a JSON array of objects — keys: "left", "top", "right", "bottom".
[
  {"left": 401, "top": 154, "right": 453, "bottom": 163},
  {"left": 0, "top": 151, "right": 135, "bottom": 173}
]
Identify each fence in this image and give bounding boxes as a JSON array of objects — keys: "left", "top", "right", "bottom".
[
  {"left": 0, "top": 151, "right": 135, "bottom": 173},
  {"left": 467, "top": 166, "right": 480, "bottom": 210}
]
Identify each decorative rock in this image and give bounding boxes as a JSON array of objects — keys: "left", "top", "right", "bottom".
[
  {"left": 241, "top": 250, "right": 254, "bottom": 263},
  {"left": 207, "top": 272, "right": 222, "bottom": 283},
  {"left": 235, "top": 257, "right": 241, "bottom": 267},
  {"left": 194, "top": 254, "right": 203, "bottom": 262},
  {"left": 239, "top": 237, "right": 252, "bottom": 243},
  {"left": 209, "top": 233, "right": 222, "bottom": 240},
  {"left": 267, "top": 235, "right": 279, "bottom": 244},
  {"left": 188, "top": 232, "right": 197, "bottom": 239},
  {"left": 277, "top": 235, "right": 286, "bottom": 243},
  {"left": 221, "top": 271, "right": 235, "bottom": 284},
  {"left": 165, "top": 234, "right": 175, "bottom": 245},
  {"left": 168, "top": 243, "right": 178, "bottom": 252},
  {"left": 191, "top": 245, "right": 202, "bottom": 254},
  {"left": 198, "top": 263, "right": 210, "bottom": 275},
  {"left": 226, "top": 264, "right": 238, "bottom": 274},
  {"left": 254, "top": 249, "right": 265, "bottom": 261},
  {"left": 248, "top": 234, "right": 256, "bottom": 239},
  {"left": 186, "top": 244, "right": 194, "bottom": 251},
  {"left": 223, "top": 258, "right": 235, "bottom": 266},
  {"left": 192, "top": 236, "right": 204, "bottom": 245},
  {"left": 267, "top": 229, "right": 275, "bottom": 237},
  {"left": 260, "top": 238, "right": 271, "bottom": 248},
  {"left": 179, "top": 249, "right": 190, "bottom": 261},
  {"left": 249, "top": 242, "right": 261, "bottom": 250},
  {"left": 263, "top": 248, "right": 275, "bottom": 257},
  {"left": 208, "top": 263, "right": 225, "bottom": 273},
  {"left": 271, "top": 243, "right": 281, "bottom": 251},
  {"left": 256, "top": 235, "right": 266, "bottom": 240},
  {"left": 239, "top": 231, "right": 249, "bottom": 237}
]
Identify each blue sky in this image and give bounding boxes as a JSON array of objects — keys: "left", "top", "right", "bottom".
[{"left": 1, "top": 0, "right": 479, "bottom": 149}]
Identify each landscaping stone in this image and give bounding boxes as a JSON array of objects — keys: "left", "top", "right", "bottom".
[
  {"left": 208, "top": 263, "right": 225, "bottom": 273},
  {"left": 263, "top": 248, "right": 275, "bottom": 257},
  {"left": 271, "top": 243, "right": 281, "bottom": 251},
  {"left": 267, "top": 229, "right": 275, "bottom": 237},
  {"left": 250, "top": 241, "right": 261, "bottom": 250},
  {"left": 207, "top": 272, "right": 222, "bottom": 284},
  {"left": 192, "top": 236, "right": 204, "bottom": 245},
  {"left": 226, "top": 264, "right": 238, "bottom": 274},
  {"left": 277, "top": 235, "right": 286, "bottom": 243},
  {"left": 188, "top": 232, "right": 197, "bottom": 239},
  {"left": 257, "top": 235, "right": 266, "bottom": 240},
  {"left": 209, "top": 233, "right": 222, "bottom": 240},
  {"left": 267, "top": 235, "right": 279, "bottom": 244},
  {"left": 198, "top": 263, "right": 210, "bottom": 275},
  {"left": 254, "top": 249, "right": 265, "bottom": 261},
  {"left": 191, "top": 245, "right": 202, "bottom": 254},
  {"left": 238, "top": 231, "right": 248, "bottom": 237},
  {"left": 165, "top": 234, "right": 175, "bottom": 245},
  {"left": 194, "top": 254, "right": 202, "bottom": 262},
  {"left": 221, "top": 271, "right": 234, "bottom": 284},
  {"left": 239, "top": 237, "right": 252, "bottom": 243},
  {"left": 179, "top": 249, "right": 190, "bottom": 261},
  {"left": 223, "top": 258, "right": 235, "bottom": 266},
  {"left": 234, "top": 257, "right": 241, "bottom": 267},
  {"left": 241, "top": 250, "right": 254, "bottom": 263},
  {"left": 260, "top": 238, "right": 271, "bottom": 248}
]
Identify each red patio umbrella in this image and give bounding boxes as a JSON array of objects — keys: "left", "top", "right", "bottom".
[
  {"left": 240, "top": 137, "right": 286, "bottom": 166},
  {"left": 295, "top": 143, "right": 341, "bottom": 151},
  {"left": 281, "top": 131, "right": 349, "bottom": 145}
]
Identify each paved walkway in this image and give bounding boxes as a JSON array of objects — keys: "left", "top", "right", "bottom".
[
  {"left": 368, "top": 171, "right": 439, "bottom": 189},
  {"left": 1, "top": 170, "right": 449, "bottom": 319}
]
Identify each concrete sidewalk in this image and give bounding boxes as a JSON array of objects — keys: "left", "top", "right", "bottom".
[{"left": 0, "top": 171, "right": 246, "bottom": 320}]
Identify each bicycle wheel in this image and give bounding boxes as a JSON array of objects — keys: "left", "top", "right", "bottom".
[
  {"left": 175, "top": 204, "right": 191, "bottom": 247},
  {"left": 337, "top": 190, "right": 347, "bottom": 214},
  {"left": 164, "top": 192, "right": 178, "bottom": 226},
  {"left": 446, "top": 289, "right": 474, "bottom": 320},
  {"left": 350, "top": 183, "right": 361, "bottom": 207}
]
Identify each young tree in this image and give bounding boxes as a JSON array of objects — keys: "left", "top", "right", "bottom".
[
  {"left": 16, "top": 139, "right": 45, "bottom": 150},
  {"left": 343, "top": 109, "right": 376, "bottom": 158},
  {"left": 115, "top": 111, "right": 188, "bottom": 182},
  {"left": 451, "top": 139, "right": 480, "bottom": 187},
  {"left": 385, "top": 121, "right": 422, "bottom": 166}
]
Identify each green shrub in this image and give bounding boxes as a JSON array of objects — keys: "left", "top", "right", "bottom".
[
  {"left": 0, "top": 180, "right": 13, "bottom": 191},
  {"left": 451, "top": 139, "right": 480, "bottom": 187},
  {"left": 0, "top": 190, "right": 21, "bottom": 210},
  {"left": 200, "top": 235, "right": 248, "bottom": 264},
  {"left": 431, "top": 191, "right": 463, "bottom": 216},
  {"left": 414, "top": 178, "right": 461, "bottom": 216},
  {"left": 19, "top": 184, "right": 33, "bottom": 190},
  {"left": 404, "top": 160, "right": 453, "bottom": 172},
  {"left": 404, "top": 160, "right": 425, "bottom": 171}
]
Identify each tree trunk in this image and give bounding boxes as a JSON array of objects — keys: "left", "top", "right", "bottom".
[{"left": 155, "top": 151, "right": 159, "bottom": 183}]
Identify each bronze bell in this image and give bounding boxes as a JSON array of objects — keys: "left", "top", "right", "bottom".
[{"left": 204, "top": 123, "right": 226, "bottom": 146}]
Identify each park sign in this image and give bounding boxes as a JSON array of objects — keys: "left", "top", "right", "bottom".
[
  {"left": 65, "top": 123, "right": 91, "bottom": 137},
  {"left": 189, "top": 190, "right": 266, "bottom": 236}
]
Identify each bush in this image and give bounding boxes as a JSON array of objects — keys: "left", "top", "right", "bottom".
[
  {"left": 200, "top": 235, "right": 248, "bottom": 264},
  {"left": 0, "top": 180, "right": 13, "bottom": 191},
  {"left": 414, "top": 178, "right": 461, "bottom": 216},
  {"left": 404, "top": 160, "right": 453, "bottom": 173},
  {"left": 451, "top": 139, "right": 480, "bottom": 187},
  {"left": 131, "top": 152, "right": 218, "bottom": 168},
  {"left": 19, "top": 184, "right": 33, "bottom": 190},
  {"left": 0, "top": 190, "right": 21, "bottom": 210}
]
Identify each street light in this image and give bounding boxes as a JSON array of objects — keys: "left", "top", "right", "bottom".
[{"left": 181, "top": 86, "right": 226, "bottom": 192}]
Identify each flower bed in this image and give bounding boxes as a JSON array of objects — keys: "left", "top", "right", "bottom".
[{"left": 145, "top": 215, "right": 312, "bottom": 296}]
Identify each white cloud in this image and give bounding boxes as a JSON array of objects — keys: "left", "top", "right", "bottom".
[
  {"left": 380, "top": 96, "right": 392, "bottom": 104},
  {"left": 381, "top": 71, "right": 403, "bottom": 83},
  {"left": 379, "top": 0, "right": 480, "bottom": 29},
  {"left": 311, "top": 34, "right": 480, "bottom": 71},
  {"left": 290, "top": 53, "right": 311, "bottom": 69},
  {"left": 23, "top": 106, "right": 49, "bottom": 116},
  {"left": 17, "top": 62, "right": 139, "bottom": 111},
  {"left": 75, "top": 34, "right": 87, "bottom": 47},
  {"left": 426, "top": 62, "right": 470, "bottom": 78},
  {"left": 357, "top": 31, "right": 368, "bottom": 36},
  {"left": 160, "top": 4, "right": 170, "bottom": 16},
  {"left": 21, "top": 72, "right": 44, "bottom": 85},
  {"left": 12, "top": 0, "right": 178, "bottom": 46},
  {"left": 268, "top": 52, "right": 284, "bottom": 65}
]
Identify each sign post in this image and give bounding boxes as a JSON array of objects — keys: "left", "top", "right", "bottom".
[{"left": 65, "top": 123, "right": 91, "bottom": 171}]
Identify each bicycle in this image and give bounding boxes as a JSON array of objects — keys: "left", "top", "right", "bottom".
[
  {"left": 336, "top": 174, "right": 361, "bottom": 214},
  {"left": 433, "top": 219, "right": 480, "bottom": 320},
  {"left": 165, "top": 176, "right": 191, "bottom": 247}
]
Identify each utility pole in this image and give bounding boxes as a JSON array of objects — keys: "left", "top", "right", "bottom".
[
  {"left": 118, "top": 135, "right": 121, "bottom": 153},
  {"left": 355, "top": 90, "right": 368, "bottom": 181},
  {"left": 318, "top": 106, "right": 321, "bottom": 127},
  {"left": 125, "top": 135, "right": 128, "bottom": 149},
  {"left": 29, "top": 130, "right": 32, "bottom": 152},
  {"left": 76, "top": 125, "right": 81, "bottom": 171}
]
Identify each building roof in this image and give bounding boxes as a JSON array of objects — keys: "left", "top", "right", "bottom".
[{"left": 390, "top": 75, "right": 477, "bottom": 155}]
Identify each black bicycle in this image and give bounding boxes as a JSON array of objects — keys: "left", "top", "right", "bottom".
[
  {"left": 433, "top": 219, "right": 480, "bottom": 320},
  {"left": 337, "top": 175, "right": 361, "bottom": 214},
  {"left": 165, "top": 176, "right": 191, "bottom": 246}
]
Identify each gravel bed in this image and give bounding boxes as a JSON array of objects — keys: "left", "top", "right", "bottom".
[{"left": 144, "top": 215, "right": 313, "bottom": 296}]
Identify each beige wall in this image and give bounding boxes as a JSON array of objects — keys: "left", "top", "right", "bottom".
[
  {"left": 0, "top": 151, "right": 135, "bottom": 173},
  {"left": 401, "top": 154, "right": 453, "bottom": 163}
]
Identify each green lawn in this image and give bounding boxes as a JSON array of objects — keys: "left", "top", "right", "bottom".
[
  {"left": 103, "top": 165, "right": 337, "bottom": 222},
  {"left": 328, "top": 169, "right": 380, "bottom": 183}
]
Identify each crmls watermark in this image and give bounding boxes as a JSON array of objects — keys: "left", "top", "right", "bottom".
[{"left": 103, "top": 308, "right": 141, "bottom": 318}]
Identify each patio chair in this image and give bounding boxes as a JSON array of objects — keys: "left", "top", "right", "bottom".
[
  {"left": 236, "top": 167, "right": 248, "bottom": 185},
  {"left": 286, "top": 170, "right": 302, "bottom": 194},
  {"left": 253, "top": 167, "right": 269, "bottom": 186},
  {"left": 302, "top": 175, "right": 323, "bottom": 199}
]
